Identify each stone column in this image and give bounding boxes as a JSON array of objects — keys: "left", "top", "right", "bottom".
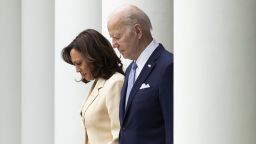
[
  {"left": 21, "top": 0, "right": 54, "bottom": 144},
  {"left": 0, "top": 0, "right": 21, "bottom": 144},
  {"left": 175, "top": 0, "right": 256, "bottom": 144}
]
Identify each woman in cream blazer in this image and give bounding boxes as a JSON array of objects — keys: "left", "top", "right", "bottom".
[
  {"left": 62, "top": 29, "right": 124, "bottom": 144},
  {"left": 81, "top": 73, "right": 123, "bottom": 144}
]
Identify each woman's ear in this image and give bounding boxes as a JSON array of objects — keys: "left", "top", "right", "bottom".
[{"left": 134, "top": 24, "right": 142, "bottom": 39}]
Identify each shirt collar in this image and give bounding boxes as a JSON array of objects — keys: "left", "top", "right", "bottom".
[{"left": 135, "top": 39, "right": 159, "bottom": 71}]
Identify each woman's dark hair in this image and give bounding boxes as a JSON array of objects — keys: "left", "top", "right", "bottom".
[{"left": 61, "top": 29, "right": 124, "bottom": 83}]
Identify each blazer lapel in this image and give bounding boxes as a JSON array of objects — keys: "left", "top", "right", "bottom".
[
  {"left": 81, "top": 78, "right": 105, "bottom": 114},
  {"left": 123, "top": 45, "right": 164, "bottom": 122}
]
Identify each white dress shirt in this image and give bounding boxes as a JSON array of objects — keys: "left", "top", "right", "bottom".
[{"left": 134, "top": 39, "right": 159, "bottom": 80}]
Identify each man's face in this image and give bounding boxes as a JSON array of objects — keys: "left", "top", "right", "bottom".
[{"left": 108, "top": 18, "right": 138, "bottom": 60}]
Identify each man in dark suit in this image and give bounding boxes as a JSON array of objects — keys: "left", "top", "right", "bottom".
[{"left": 107, "top": 4, "right": 173, "bottom": 144}]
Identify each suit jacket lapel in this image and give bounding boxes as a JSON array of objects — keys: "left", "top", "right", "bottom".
[
  {"left": 122, "top": 45, "right": 164, "bottom": 124},
  {"left": 81, "top": 78, "right": 105, "bottom": 114}
]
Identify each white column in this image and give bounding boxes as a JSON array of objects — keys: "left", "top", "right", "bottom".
[
  {"left": 21, "top": 0, "right": 54, "bottom": 144},
  {"left": 175, "top": 0, "right": 256, "bottom": 144},
  {"left": 102, "top": 0, "right": 173, "bottom": 69},
  {"left": 55, "top": 1, "right": 101, "bottom": 144},
  {"left": 0, "top": 0, "right": 21, "bottom": 144}
]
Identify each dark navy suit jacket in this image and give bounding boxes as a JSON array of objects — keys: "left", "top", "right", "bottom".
[{"left": 119, "top": 44, "right": 173, "bottom": 144}]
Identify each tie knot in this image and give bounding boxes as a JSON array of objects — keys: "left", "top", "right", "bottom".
[{"left": 132, "top": 62, "right": 137, "bottom": 70}]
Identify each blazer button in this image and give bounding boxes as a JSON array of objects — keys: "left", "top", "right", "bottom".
[{"left": 122, "top": 127, "right": 126, "bottom": 131}]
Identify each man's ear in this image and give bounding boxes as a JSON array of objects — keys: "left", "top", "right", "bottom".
[{"left": 134, "top": 24, "right": 142, "bottom": 39}]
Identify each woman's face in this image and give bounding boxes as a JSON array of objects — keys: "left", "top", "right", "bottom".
[{"left": 70, "top": 48, "right": 94, "bottom": 81}]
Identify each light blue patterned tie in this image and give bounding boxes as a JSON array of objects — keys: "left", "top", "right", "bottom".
[{"left": 125, "top": 62, "right": 137, "bottom": 108}]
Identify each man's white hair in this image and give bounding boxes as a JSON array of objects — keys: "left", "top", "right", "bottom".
[{"left": 113, "top": 4, "right": 152, "bottom": 32}]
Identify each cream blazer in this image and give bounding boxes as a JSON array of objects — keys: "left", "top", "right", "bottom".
[{"left": 80, "top": 72, "right": 124, "bottom": 144}]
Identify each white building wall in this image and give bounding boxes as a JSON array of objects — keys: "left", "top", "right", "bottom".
[{"left": 174, "top": 0, "right": 256, "bottom": 144}]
